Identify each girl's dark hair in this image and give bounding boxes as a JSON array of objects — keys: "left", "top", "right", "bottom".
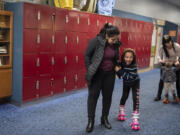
[
  {"left": 162, "top": 35, "right": 175, "bottom": 58},
  {"left": 121, "top": 48, "right": 136, "bottom": 66},
  {"left": 99, "top": 23, "right": 120, "bottom": 38}
]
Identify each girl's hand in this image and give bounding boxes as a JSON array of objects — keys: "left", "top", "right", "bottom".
[
  {"left": 159, "top": 59, "right": 165, "bottom": 64},
  {"left": 174, "top": 61, "right": 180, "bottom": 66},
  {"left": 115, "top": 66, "right": 121, "bottom": 72}
]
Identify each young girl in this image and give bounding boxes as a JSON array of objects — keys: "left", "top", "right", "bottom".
[
  {"left": 161, "top": 61, "right": 179, "bottom": 104},
  {"left": 115, "top": 48, "right": 140, "bottom": 130}
]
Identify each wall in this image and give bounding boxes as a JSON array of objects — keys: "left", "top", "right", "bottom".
[{"left": 114, "top": 0, "right": 180, "bottom": 24}]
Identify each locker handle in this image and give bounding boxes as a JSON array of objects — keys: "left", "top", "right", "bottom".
[
  {"left": 76, "top": 36, "right": 79, "bottom": 44},
  {"left": 76, "top": 56, "right": 78, "bottom": 63},
  {"left": 65, "top": 36, "right": 68, "bottom": 44},
  {"left": 36, "top": 80, "right": 39, "bottom": 90},
  {"left": 51, "top": 57, "right": 55, "bottom": 66},
  {"left": 52, "top": 13, "right": 55, "bottom": 22},
  {"left": 64, "top": 76, "right": 67, "bottom": 84},
  {"left": 36, "top": 58, "right": 40, "bottom": 67},
  {"left": 37, "top": 34, "right": 40, "bottom": 44},
  {"left": 77, "top": 16, "right": 80, "bottom": 24},
  {"left": 65, "top": 15, "right": 69, "bottom": 24},
  {"left": 75, "top": 74, "right": 78, "bottom": 82},
  {"left": 36, "top": 94, "right": 39, "bottom": 99},
  {"left": 38, "top": 11, "right": 40, "bottom": 20},
  {"left": 97, "top": 20, "right": 99, "bottom": 27},
  {"left": 52, "top": 35, "right": 55, "bottom": 44},
  {"left": 88, "top": 18, "right": 90, "bottom": 26},
  {"left": 51, "top": 78, "right": 54, "bottom": 87},
  {"left": 64, "top": 56, "right": 67, "bottom": 64}
]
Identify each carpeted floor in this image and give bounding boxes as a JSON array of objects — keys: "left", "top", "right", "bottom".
[{"left": 0, "top": 69, "right": 180, "bottom": 135}]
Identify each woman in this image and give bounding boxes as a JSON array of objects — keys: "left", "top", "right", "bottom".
[
  {"left": 154, "top": 35, "right": 180, "bottom": 101},
  {"left": 84, "top": 23, "right": 121, "bottom": 133}
]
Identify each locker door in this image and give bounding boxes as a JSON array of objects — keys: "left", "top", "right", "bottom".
[
  {"left": 77, "top": 53, "right": 86, "bottom": 70},
  {"left": 67, "top": 32, "right": 78, "bottom": 54},
  {"left": 98, "top": 15, "right": 107, "bottom": 31},
  {"left": 23, "top": 29, "right": 38, "bottom": 54},
  {"left": 23, "top": 54, "right": 38, "bottom": 77},
  {"left": 122, "top": 18, "right": 127, "bottom": 32},
  {"left": 24, "top": 3, "right": 38, "bottom": 29},
  {"left": 54, "top": 53, "right": 67, "bottom": 75},
  {"left": 23, "top": 77, "right": 37, "bottom": 101},
  {"left": 68, "top": 10, "right": 79, "bottom": 32},
  {"left": 38, "top": 6, "right": 55, "bottom": 30},
  {"left": 54, "top": 31, "right": 67, "bottom": 54},
  {"left": 88, "top": 14, "right": 99, "bottom": 33},
  {"left": 39, "top": 30, "right": 53, "bottom": 53},
  {"left": 78, "top": 12, "right": 89, "bottom": 32},
  {"left": 55, "top": 8, "right": 68, "bottom": 31},
  {"left": 53, "top": 53, "right": 67, "bottom": 94},
  {"left": 66, "top": 54, "right": 76, "bottom": 91},
  {"left": 39, "top": 53, "right": 52, "bottom": 75},
  {"left": 77, "top": 70, "right": 87, "bottom": 89},
  {"left": 38, "top": 76, "right": 52, "bottom": 98},
  {"left": 53, "top": 73, "right": 66, "bottom": 94},
  {"left": 78, "top": 32, "right": 88, "bottom": 53}
]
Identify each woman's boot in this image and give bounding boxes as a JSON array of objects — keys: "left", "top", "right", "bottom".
[
  {"left": 86, "top": 118, "right": 94, "bottom": 133},
  {"left": 101, "top": 116, "right": 112, "bottom": 129}
]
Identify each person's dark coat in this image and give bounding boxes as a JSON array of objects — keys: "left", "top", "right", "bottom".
[{"left": 84, "top": 35, "right": 121, "bottom": 85}]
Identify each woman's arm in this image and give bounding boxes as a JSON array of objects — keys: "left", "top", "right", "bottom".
[
  {"left": 157, "top": 47, "right": 165, "bottom": 64},
  {"left": 84, "top": 38, "right": 97, "bottom": 70},
  {"left": 115, "top": 66, "right": 124, "bottom": 78}
]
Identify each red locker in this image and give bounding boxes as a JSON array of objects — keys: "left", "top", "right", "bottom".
[
  {"left": 78, "top": 32, "right": 88, "bottom": 53},
  {"left": 23, "top": 77, "right": 38, "bottom": 101},
  {"left": 39, "top": 53, "right": 53, "bottom": 75},
  {"left": 39, "top": 30, "right": 53, "bottom": 53},
  {"left": 54, "top": 31, "right": 67, "bottom": 54},
  {"left": 55, "top": 8, "right": 68, "bottom": 31},
  {"left": 122, "top": 18, "right": 128, "bottom": 32},
  {"left": 23, "top": 54, "right": 38, "bottom": 77},
  {"left": 66, "top": 72, "right": 76, "bottom": 91},
  {"left": 52, "top": 73, "right": 66, "bottom": 94},
  {"left": 68, "top": 10, "right": 79, "bottom": 31},
  {"left": 121, "top": 32, "right": 128, "bottom": 47},
  {"left": 66, "top": 32, "right": 77, "bottom": 53},
  {"left": 23, "top": 3, "right": 38, "bottom": 29},
  {"left": 23, "top": 29, "right": 38, "bottom": 54},
  {"left": 98, "top": 15, "right": 107, "bottom": 31},
  {"left": 77, "top": 71, "right": 87, "bottom": 89},
  {"left": 54, "top": 53, "right": 67, "bottom": 74},
  {"left": 88, "top": 14, "right": 100, "bottom": 33},
  {"left": 77, "top": 53, "right": 86, "bottom": 69},
  {"left": 38, "top": 76, "right": 52, "bottom": 98},
  {"left": 78, "top": 12, "right": 89, "bottom": 32},
  {"left": 37, "top": 5, "right": 55, "bottom": 30},
  {"left": 126, "top": 19, "right": 131, "bottom": 32}
]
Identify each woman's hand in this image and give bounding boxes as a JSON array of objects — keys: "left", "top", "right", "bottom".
[
  {"left": 174, "top": 61, "right": 180, "bottom": 66},
  {"left": 159, "top": 59, "right": 165, "bottom": 64},
  {"left": 115, "top": 66, "right": 121, "bottom": 72}
]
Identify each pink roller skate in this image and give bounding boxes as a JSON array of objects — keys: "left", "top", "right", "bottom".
[
  {"left": 118, "top": 105, "right": 126, "bottom": 121},
  {"left": 131, "top": 111, "right": 140, "bottom": 130}
]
